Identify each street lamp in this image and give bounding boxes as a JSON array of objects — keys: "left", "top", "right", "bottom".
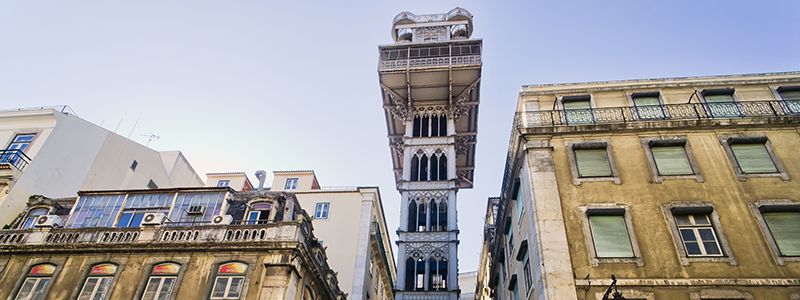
[{"left": 601, "top": 274, "right": 625, "bottom": 300}]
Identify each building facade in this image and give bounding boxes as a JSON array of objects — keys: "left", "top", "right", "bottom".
[
  {"left": 0, "top": 187, "right": 345, "bottom": 300},
  {"left": 0, "top": 106, "right": 204, "bottom": 227},
  {"left": 205, "top": 170, "right": 396, "bottom": 300},
  {"left": 378, "top": 8, "right": 482, "bottom": 300},
  {"left": 488, "top": 72, "right": 800, "bottom": 299}
]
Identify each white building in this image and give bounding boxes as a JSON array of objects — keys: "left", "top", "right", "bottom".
[
  {"left": 0, "top": 106, "right": 204, "bottom": 227},
  {"left": 204, "top": 170, "right": 397, "bottom": 300}
]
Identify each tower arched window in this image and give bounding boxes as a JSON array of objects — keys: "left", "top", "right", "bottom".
[
  {"left": 429, "top": 258, "right": 448, "bottom": 290},
  {"left": 407, "top": 200, "right": 418, "bottom": 232},
  {"left": 409, "top": 151, "right": 447, "bottom": 182},
  {"left": 404, "top": 258, "right": 426, "bottom": 291},
  {"left": 430, "top": 200, "right": 448, "bottom": 232},
  {"left": 438, "top": 155, "right": 447, "bottom": 180},
  {"left": 412, "top": 114, "right": 447, "bottom": 137}
]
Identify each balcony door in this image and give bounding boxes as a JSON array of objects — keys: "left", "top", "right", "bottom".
[
  {"left": 562, "top": 96, "right": 593, "bottom": 125},
  {"left": 1, "top": 133, "right": 35, "bottom": 164},
  {"left": 703, "top": 90, "right": 740, "bottom": 118}
]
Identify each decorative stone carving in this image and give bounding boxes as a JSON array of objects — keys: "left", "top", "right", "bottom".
[
  {"left": 412, "top": 105, "right": 449, "bottom": 116},
  {"left": 405, "top": 242, "right": 450, "bottom": 259},
  {"left": 455, "top": 135, "right": 475, "bottom": 155},
  {"left": 408, "top": 190, "right": 448, "bottom": 198},
  {"left": 389, "top": 137, "right": 404, "bottom": 160},
  {"left": 385, "top": 92, "right": 411, "bottom": 121}
]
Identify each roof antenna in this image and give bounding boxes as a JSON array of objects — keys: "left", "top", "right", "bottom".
[
  {"left": 255, "top": 170, "right": 267, "bottom": 193},
  {"left": 141, "top": 133, "right": 160, "bottom": 147}
]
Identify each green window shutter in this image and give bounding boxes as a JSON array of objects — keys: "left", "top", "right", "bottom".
[
  {"left": 704, "top": 94, "right": 734, "bottom": 103},
  {"left": 730, "top": 143, "right": 778, "bottom": 174},
  {"left": 575, "top": 149, "right": 612, "bottom": 177},
  {"left": 651, "top": 145, "right": 693, "bottom": 175},
  {"left": 589, "top": 215, "right": 634, "bottom": 258},
  {"left": 563, "top": 99, "right": 591, "bottom": 110},
  {"left": 763, "top": 212, "right": 800, "bottom": 256},
  {"left": 779, "top": 90, "right": 800, "bottom": 100},
  {"left": 633, "top": 96, "right": 659, "bottom": 106}
]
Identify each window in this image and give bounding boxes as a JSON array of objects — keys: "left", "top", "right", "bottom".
[
  {"left": 762, "top": 211, "right": 800, "bottom": 256},
  {"left": 562, "top": 95, "right": 592, "bottom": 124},
  {"left": 314, "top": 202, "right": 330, "bottom": 219},
  {"left": 1, "top": 133, "right": 35, "bottom": 165},
  {"left": 574, "top": 147, "right": 612, "bottom": 178},
  {"left": 508, "top": 232, "right": 515, "bottom": 257},
  {"left": 521, "top": 251, "right": 532, "bottom": 295},
  {"left": 77, "top": 263, "right": 118, "bottom": 300},
  {"left": 777, "top": 86, "right": 800, "bottom": 114},
  {"left": 675, "top": 213, "right": 723, "bottom": 256},
  {"left": 430, "top": 200, "right": 447, "bottom": 231},
  {"left": 410, "top": 151, "right": 447, "bottom": 181},
  {"left": 169, "top": 191, "right": 225, "bottom": 225},
  {"left": 631, "top": 92, "right": 665, "bottom": 119},
  {"left": 21, "top": 208, "right": 49, "bottom": 229},
  {"left": 245, "top": 202, "right": 272, "bottom": 224},
  {"left": 116, "top": 193, "right": 172, "bottom": 228},
  {"left": 510, "top": 277, "right": 520, "bottom": 300},
  {"left": 650, "top": 143, "right": 694, "bottom": 176},
  {"left": 587, "top": 211, "right": 634, "bottom": 258},
  {"left": 14, "top": 263, "right": 56, "bottom": 300},
  {"left": 730, "top": 141, "right": 778, "bottom": 174},
  {"left": 141, "top": 263, "right": 181, "bottom": 300},
  {"left": 412, "top": 114, "right": 447, "bottom": 137},
  {"left": 130, "top": 160, "right": 138, "bottom": 171},
  {"left": 404, "top": 258, "right": 425, "bottom": 291},
  {"left": 147, "top": 180, "right": 158, "bottom": 189},
  {"left": 217, "top": 180, "right": 230, "bottom": 187},
  {"left": 284, "top": 178, "right": 298, "bottom": 190},
  {"left": 210, "top": 262, "right": 248, "bottom": 300},
  {"left": 67, "top": 194, "right": 127, "bottom": 228},
  {"left": 428, "top": 259, "right": 447, "bottom": 291},
  {"left": 702, "top": 89, "right": 740, "bottom": 118}
]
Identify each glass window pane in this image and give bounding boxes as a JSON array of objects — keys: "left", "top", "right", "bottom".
[
  {"left": 158, "top": 277, "right": 176, "bottom": 300},
  {"left": 78, "top": 278, "right": 99, "bottom": 300},
  {"left": 675, "top": 215, "right": 691, "bottom": 226},
  {"left": 16, "top": 278, "right": 36, "bottom": 300},
  {"left": 32, "top": 278, "right": 50, "bottom": 300},
  {"left": 227, "top": 277, "right": 244, "bottom": 298},
  {"left": 698, "top": 228, "right": 716, "bottom": 241},
  {"left": 680, "top": 229, "right": 697, "bottom": 242},
  {"left": 685, "top": 242, "right": 702, "bottom": 255},
  {"left": 703, "top": 241, "right": 721, "bottom": 255},
  {"left": 730, "top": 143, "right": 778, "bottom": 174},
  {"left": 588, "top": 215, "right": 634, "bottom": 258},
  {"left": 211, "top": 277, "right": 227, "bottom": 298},
  {"left": 704, "top": 94, "right": 734, "bottom": 103},
  {"left": 651, "top": 146, "right": 693, "bottom": 175},
  {"left": 575, "top": 149, "right": 612, "bottom": 177},
  {"left": 763, "top": 212, "right": 800, "bottom": 256},
  {"left": 693, "top": 214, "right": 710, "bottom": 225},
  {"left": 633, "top": 96, "right": 659, "bottom": 106},
  {"left": 142, "top": 278, "right": 160, "bottom": 300}
]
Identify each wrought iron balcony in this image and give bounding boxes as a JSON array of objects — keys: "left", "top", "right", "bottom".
[
  {"left": 515, "top": 100, "right": 800, "bottom": 129},
  {"left": 0, "top": 149, "right": 31, "bottom": 172},
  {"left": 379, "top": 43, "right": 481, "bottom": 71}
]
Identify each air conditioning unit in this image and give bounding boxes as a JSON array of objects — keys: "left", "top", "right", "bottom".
[
  {"left": 187, "top": 205, "right": 205, "bottom": 215},
  {"left": 34, "top": 215, "right": 63, "bottom": 228},
  {"left": 211, "top": 215, "right": 233, "bottom": 225},
  {"left": 141, "top": 213, "right": 167, "bottom": 226}
]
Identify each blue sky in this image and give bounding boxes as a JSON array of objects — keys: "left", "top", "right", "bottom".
[{"left": 1, "top": 1, "right": 798, "bottom": 271}]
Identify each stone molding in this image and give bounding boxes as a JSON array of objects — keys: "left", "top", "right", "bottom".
[{"left": 575, "top": 278, "right": 800, "bottom": 287}]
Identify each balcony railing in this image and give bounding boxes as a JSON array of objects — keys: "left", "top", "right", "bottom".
[
  {"left": 380, "top": 54, "right": 481, "bottom": 71},
  {"left": 0, "top": 149, "right": 31, "bottom": 172},
  {"left": 515, "top": 100, "right": 800, "bottom": 129}
]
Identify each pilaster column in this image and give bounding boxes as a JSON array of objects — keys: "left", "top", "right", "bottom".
[
  {"left": 447, "top": 145, "right": 456, "bottom": 179},
  {"left": 448, "top": 240, "right": 458, "bottom": 291},
  {"left": 447, "top": 190, "right": 457, "bottom": 230},
  {"left": 399, "top": 192, "right": 410, "bottom": 231},
  {"left": 396, "top": 243, "right": 408, "bottom": 290}
]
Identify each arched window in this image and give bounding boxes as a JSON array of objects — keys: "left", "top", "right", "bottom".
[
  {"left": 429, "top": 259, "right": 448, "bottom": 291},
  {"left": 404, "top": 258, "right": 426, "bottom": 291},
  {"left": 430, "top": 201, "right": 448, "bottom": 232},
  {"left": 77, "top": 263, "right": 118, "bottom": 300},
  {"left": 407, "top": 200, "right": 417, "bottom": 232},
  {"left": 21, "top": 208, "right": 49, "bottom": 229},
  {"left": 416, "top": 201, "right": 428, "bottom": 232},
  {"left": 246, "top": 202, "right": 272, "bottom": 224},
  {"left": 410, "top": 155, "right": 420, "bottom": 181},
  {"left": 411, "top": 114, "right": 448, "bottom": 137},
  {"left": 430, "top": 155, "right": 440, "bottom": 181},
  {"left": 142, "top": 262, "right": 181, "bottom": 300},
  {"left": 419, "top": 155, "right": 429, "bottom": 181},
  {"left": 210, "top": 262, "right": 248, "bottom": 300},
  {"left": 15, "top": 263, "right": 56, "bottom": 300},
  {"left": 438, "top": 155, "right": 447, "bottom": 180}
]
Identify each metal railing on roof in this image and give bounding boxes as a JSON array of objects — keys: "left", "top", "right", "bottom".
[{"left": 514, "top": 100, "right": 800, "bottom": 129}]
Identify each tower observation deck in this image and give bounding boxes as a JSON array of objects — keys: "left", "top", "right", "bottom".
[{"left": 378, "top": 8, "right": 482, "bottom": 300}]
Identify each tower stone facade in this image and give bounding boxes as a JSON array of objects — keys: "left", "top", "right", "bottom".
[{"left": 378, "top": 8, "right": 482, "bottom": 300}]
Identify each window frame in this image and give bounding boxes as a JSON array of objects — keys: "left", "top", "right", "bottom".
[
  {"left": 578, "top": 204, "right": 642, "bottom": 266},
  {"left": 314, "top": 202, "right": 330, "bottom": 219},
  {"left": 689, "top": 289, "right": 754, "bottom": 300},
  {"left": 640, "top": 136, "right": 703, "bottom": 183},
  {"left": 719, "top": 135, "right": 788, "bottom": 181},
  {"left": 76, "top": 263, "right": 120, "bottom": 300},
  {"left": 750, "top": 200, "right": 800, "bottom": 266},
  {"left": 661, "top": 202, "right": 736, "bottom": 266},
  {"left": 284, "top": 178, "right": 299, "bottom": 190},
  {"left": 771, "top": 85, "right": 800, "bottom": 115},
  {"left": 134, "top": 260, "right": 186, "bottom": 300},
  {"left": 559, "top": 95, "right": 595, "bottom": 125},
  {"left": 13, "top": 262, "right": 61, "bottom": 300},
  {"left": 566, "top": 140, "right": 621, "bottom": 185},
  {"left": 216, "top": 180, "right": 230, "bottom": 187},
  {"left": 3, "top": 131, "right": 40, "bottom": 154},
  {"left": 20, "top": 207, "right": 51, "bottom": 229},
  {"left": 700, "top": 88, "right": 741, "bottom": 118},
  {"left": 206, "top": 261, "right": 252, "bottom": 300}
]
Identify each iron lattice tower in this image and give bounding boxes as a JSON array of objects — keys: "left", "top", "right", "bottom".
[{"left": 378, "top": 8, "right": 482, "bottom": 300}]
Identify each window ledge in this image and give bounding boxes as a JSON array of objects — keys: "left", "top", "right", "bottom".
[
  {"left": 682, "top": 256, "right": 737, "bottom": 266},
  {"left": 736, "top": 172, "right": 790, "bottom": 181},
  {"left": 591, "top": 257, "right": 643, "bottom": 267},
  {"left": 573, "top": 176, "right": 621, "bottom": 186},
  {"left": 652, "top": 174, "right": 704, "bottom": 184}
]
